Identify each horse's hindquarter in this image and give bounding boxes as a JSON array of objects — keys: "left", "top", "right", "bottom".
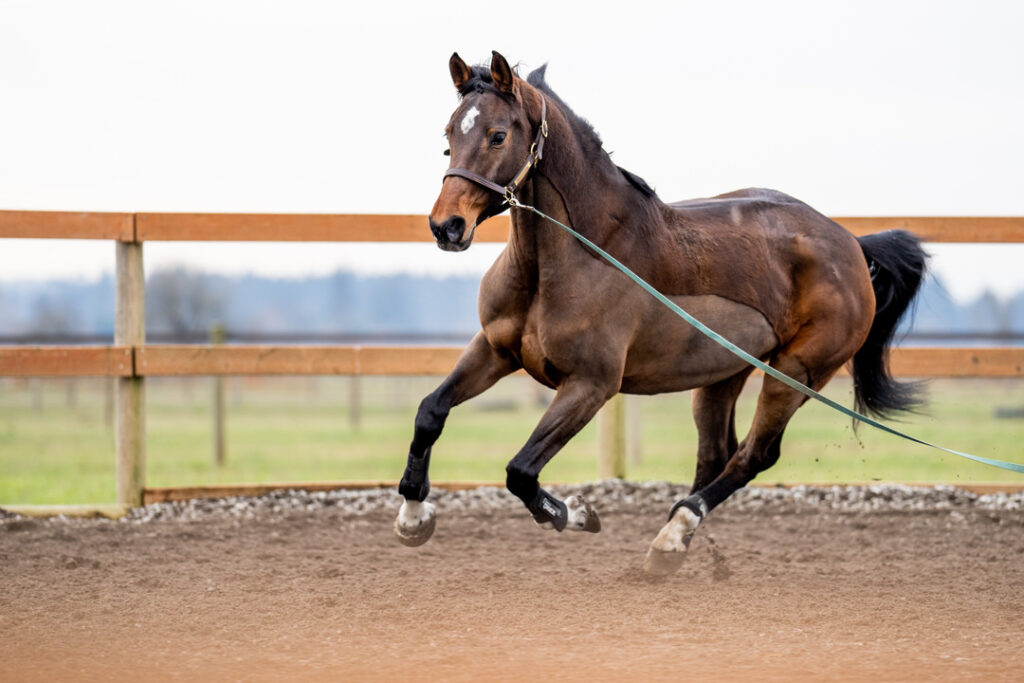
[
  {"left": 620, "top": 190, "right": 873, "bottom": 392},
  {"left": 662, "top": 190, "right": 874, "bottom": 343}
]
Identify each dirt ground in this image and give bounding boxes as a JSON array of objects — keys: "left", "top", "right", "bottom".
[{"left": 2, "top": 488, "right": 1023, "bottom": 682}]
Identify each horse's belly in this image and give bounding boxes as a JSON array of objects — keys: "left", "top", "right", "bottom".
[{"left": 620, "top": 295, "right": 778, "bottom": 394}]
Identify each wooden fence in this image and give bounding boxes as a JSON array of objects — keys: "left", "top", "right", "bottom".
[{"left": 2, "top": 210, "right": 1023, "bottom": 506}]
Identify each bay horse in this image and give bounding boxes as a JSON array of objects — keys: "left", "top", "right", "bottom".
[{"left": 395, "top": 51, "right": 927, "bottom": 576}]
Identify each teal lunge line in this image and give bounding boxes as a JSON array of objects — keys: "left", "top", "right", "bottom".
[{"left": 512, "top": 200, "right": 1024, "bottom": 474}]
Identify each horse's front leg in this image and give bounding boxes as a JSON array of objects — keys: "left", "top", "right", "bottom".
[
  {"left": 394, "top": 332, "right": 519, "bottom": 547},
  {"left": 505, "top": 376, "right": 617, "bottom": 533}
]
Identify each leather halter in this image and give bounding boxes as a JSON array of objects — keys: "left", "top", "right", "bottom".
[{"left": 443, "top": 95, "right": 548, "bottom": 203}]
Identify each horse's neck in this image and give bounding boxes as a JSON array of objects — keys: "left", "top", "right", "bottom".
[
  {"left": 506, "top": 108, "right": 655, "bottom": 281},
  {"left": 505, "top": 175, "right": 573, "bottom": 281}
]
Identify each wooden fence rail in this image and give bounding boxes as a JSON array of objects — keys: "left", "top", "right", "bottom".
[
  {"left": 2, "top": 210, "right": 1023, "bottom": 506},
  {"left": 3, "top": 211, "right": 1024, "bottom": 243},
  {"left": 2, "top": 345, "right": 1021, "bottom": 378}
]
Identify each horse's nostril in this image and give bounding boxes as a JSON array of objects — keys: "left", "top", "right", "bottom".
[
  {"left": 428, "top": 217, "right": 444, "bottom": 241},
  {"left": 428, "top": 215, "right": 467, "bottom": 248},
  {"left": 443, "top": 216, "right": 466, "bottom": 243}
]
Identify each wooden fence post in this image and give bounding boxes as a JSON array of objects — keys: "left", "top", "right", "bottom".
[
  {"left": 627, "top": 395, "right": 643, "bottom": 465},
  {"left": 211, "top": 323, "right": 226, "bottom": 466},
  {"left": 31, "top": 378, "right": 42, "bottom": 412},
  {"left": 597, "top": 394, "right": 626, "bottom": 479},
  {"left": 348, "top": 375, "right": 362, "bottom": 431},
  {"left": 115, "top": 239, "right": 145, "bottom": 507},
  {"left": 103, "top": 377, "right": 114, "bottom": 430}
]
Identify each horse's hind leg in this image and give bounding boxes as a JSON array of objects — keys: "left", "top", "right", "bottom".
[
  {"left": 644, "top": 353, "right": 838, "bottom": 576},
  {"left": 505, "top": 376, "right": 617, "bottom": 533},
  {"left": 394, "top": 332, "right": 519, "bottom": 546},
  {"left": 690, "top": 368, "right": 754, "bottom": 492}
]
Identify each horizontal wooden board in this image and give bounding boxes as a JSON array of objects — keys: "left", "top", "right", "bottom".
[
  {"left": 140, "top": 480, "right": 1024, "bottom": 505},
  {"left": 135, "top": 345, "right": 466, "bottom": 376},
  {"left": 824, "top": 347, "right": 1022, "bottom": 379},
  {"left": 1, "top": 504, "right": 129, "bottom": 519},
  {"left": 6, "top": 212, "right": 1011, "bottom": 243},
  {"left": 355, "top": 346, "right": 464, "bottom": 375},
  {"left": 0, "top": 210, "right": 134, "bottom": 241},
  {"left": 887, "top": 346, "right": 1023, "bottom": 378},
  {"left": 128, "top": 345, "right": 1022, "bottom": 378},
  {"left": 833, "top": 216, "right": 1024, "bottom": 242},
  {"left": 0, "top": 346, "right": 133, "bottom": 377},
  {"left": 135, "top": 345, "right": 463, "bottom": 376},
  {"left": 136, "top": 345, "right": 358, "bottom": 375},
  {"left": 142, "top": 480, "right": 498, "bottom": 504},
  {"left": 136, "top": 213, "right": 1024, "bottom": 243},
  {"left": 751, "top": 481, "right": 1024, "bottom": 495},
  {"left": 4, "top": 345, "right": 1020, "bottom": 378},
  {"left": 135, "top": 212, "right": 511, "bottom": 243}
]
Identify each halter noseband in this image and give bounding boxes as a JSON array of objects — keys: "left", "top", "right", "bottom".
[{"left": 443, "top": 95, "right": 548, "bottom": 204}]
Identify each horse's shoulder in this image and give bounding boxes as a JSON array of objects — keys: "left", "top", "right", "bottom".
[{"left": 478, "top": 250, "right": 532, "bottom": 326}]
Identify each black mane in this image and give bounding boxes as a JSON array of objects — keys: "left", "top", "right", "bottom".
[
  {"left": 458, "top": 62, "right": 657, "bottom": 199},
  {"left": 457, "top": 65, "right": 515, "bottom": 101},
  {"left": 527, "top": 65, "right": 657, "bottom": 199}
]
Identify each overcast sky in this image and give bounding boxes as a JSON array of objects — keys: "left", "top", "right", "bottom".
[{"left": 1, "top": 0, "right": 1022, "bottom": 300}]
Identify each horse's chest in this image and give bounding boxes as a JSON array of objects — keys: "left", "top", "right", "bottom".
[
  {"left": 479, "top": 258, "right": 637, "bottom": 387},
  {"left": 517, "top": 320, "right": 561, "bottom": 387},
  {"left": 478, "top": 293, "right": 571, "bottom": 388},
  {"left": 477, "top": 310, "right": 544, "bottom": 389}
]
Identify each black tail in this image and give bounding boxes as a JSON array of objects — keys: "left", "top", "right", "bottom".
[{"left": 852, "top": 230, "right": 928, "bottom": 419}]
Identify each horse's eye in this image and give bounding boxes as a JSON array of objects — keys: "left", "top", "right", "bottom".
[
  {"left": 443, "top": 149, "right": 450, "bottom": 156},
  {"left": 489, "top": 131, "right": 507, "bottom": 147}
]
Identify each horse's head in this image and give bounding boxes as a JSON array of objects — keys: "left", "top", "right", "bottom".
[{"left": 429, "top": 51, "right": 540, "bottom": 252}]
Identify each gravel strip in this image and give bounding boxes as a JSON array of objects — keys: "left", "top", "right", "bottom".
[{"left": 3, "top": 481, "right": 1021, "bottom": 526}]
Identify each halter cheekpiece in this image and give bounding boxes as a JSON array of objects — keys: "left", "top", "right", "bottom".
[{"left": 443, "top": 96, "right": 548, "bottom": 205}]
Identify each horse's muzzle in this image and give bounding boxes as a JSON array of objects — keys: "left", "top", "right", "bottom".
[{"left": 429, "top": 215, "right": 472, "bottom": 252}]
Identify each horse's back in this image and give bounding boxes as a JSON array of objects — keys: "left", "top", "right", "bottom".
[
  {"left": 669, "top": 187, "right": 801, "bottom": 209},
  {"left": 667, "top": 186, "right": 862, "bottom": 262},
  {"left": 669, "top": 188, "right": 830, "bottom": 232}
]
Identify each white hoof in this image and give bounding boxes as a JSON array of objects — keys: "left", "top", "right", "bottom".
[
  {"left": 565, "top": 495, "right": 601, "bottom": 533},
  {"left": 642, "top": 506, "right": 701, "bottom": 576},
  {"left": 393, "top": 499, "right": 436, "bottom": 547}
]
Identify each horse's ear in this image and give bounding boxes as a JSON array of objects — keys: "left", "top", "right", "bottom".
[
  {"left": 490, "top": 51, "right": 515, "bottom": 95},
  {"left": 449, "top": 53, "right": 472, "bottom": 91}
]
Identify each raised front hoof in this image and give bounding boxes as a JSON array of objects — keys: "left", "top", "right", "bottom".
[
  {"left": 642, "top": 546, "right": 687, "bottom": 577},
  {"left": 393, "top": 500, "right": 436, "bottom": 548},
  {"left": 565, "top": 494, "right": 601, "bottom": 533}
]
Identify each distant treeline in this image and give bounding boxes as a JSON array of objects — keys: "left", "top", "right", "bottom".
[{"left": 1, "top": 268, "right": 1022, "bottom": 344}]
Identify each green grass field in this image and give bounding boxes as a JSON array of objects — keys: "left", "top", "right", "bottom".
[{"left": 1, "top": 375, "right": 1022, "bottom": 504}]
